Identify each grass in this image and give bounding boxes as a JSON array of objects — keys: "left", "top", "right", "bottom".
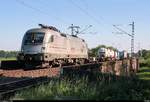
[
  {"left": 12, "top": 72, "right": 150, "bottom": 100},
  {"left": 11, "top": 58, "right": 150, "bottom": 100},
  {"left": 0, "top": 57, "right": 16, "bottom": 61},
  {"left": 138, "top": 57, "right": 150, "bottom": 80},
  {"left": 137, "top": 67, "right": 150, "bottom": 80}
]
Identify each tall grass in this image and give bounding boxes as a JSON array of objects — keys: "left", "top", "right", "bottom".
[
  {"left": 12, "top": 72, "right": 150, "bottom": 100},
  {"left": 12, "top": 58, "right": 150, "bottom": 100}
]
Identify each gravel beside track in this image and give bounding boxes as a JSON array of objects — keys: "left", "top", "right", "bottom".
[{"left": 0, "top": 67, "right": 60, "bottom": 78}]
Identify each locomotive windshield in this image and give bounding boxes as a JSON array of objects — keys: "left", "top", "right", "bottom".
[{"left": 24, "top": 32, "right": 45, "bottom": 45}]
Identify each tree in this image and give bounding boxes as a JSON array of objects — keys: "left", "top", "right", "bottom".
[{"left": 0, "top": 50, "right": 18, "bottom": 58}]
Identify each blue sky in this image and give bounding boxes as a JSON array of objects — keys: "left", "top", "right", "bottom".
[{"left": 0, "top": 0, "right": 150, "bottom": 52}]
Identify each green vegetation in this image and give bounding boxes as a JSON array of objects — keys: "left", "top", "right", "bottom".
[
  {"left": 0, "top": 57, "right": 16, "bottom": 61},
  {"left": 137, "top": 70, "right": 150, "bottom": 80},
  {"left": 0, "top": 50, "right": 18, "bottom": 58},
  {"left": 140, "top": 57, "right": 150, "bottom": 67},
  {"left": 0, "top": 50, "right": 18, "bottom": 61},
  {"left": 139, "top": 49, "right": 150, "bottom": 59},
  {"left": 138, "top": 49, "right": 150, "bottom": 67},
  {"left": 137, "top": 49, "right": 150, "bottom": 80},
  {"left": 12, "top": 71, "right": 150, "bottom": 100},
  {"left": 11, "top": 49, "right": 150, "bottom": 100}
]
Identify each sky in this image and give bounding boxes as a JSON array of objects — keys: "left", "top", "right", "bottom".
[{"left": 0, "top": 0, "right": 150, "bottom": 52}]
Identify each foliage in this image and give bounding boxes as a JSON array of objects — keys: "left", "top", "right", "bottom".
[
  {"left": 13, "top": 72, "right": 150, "bottom": 100},
  {"left": 0, "top": 50, "right": 18, "bottom": 58},
  {"left": 138, "top": 49, "right": 150, "bottom": 59},
  {"left": 12, "top": 53, "right": 150, "bottom": 100},
  {"left": 0, "top": 57, "right": 16, "bottom": 61},
  {"left": 139, "top": 49, "right": 150, "bottom": 67},
  {"left": 140, "top": 58, "right": 150, "bottom": 67}
]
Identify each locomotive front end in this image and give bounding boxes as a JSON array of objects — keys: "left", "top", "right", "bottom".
[{"left": 17, "top": 29, "right": 46, "bottom": 62}]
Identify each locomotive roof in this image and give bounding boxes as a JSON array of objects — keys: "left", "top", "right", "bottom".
[
  {"left": 26, "top": 28, "right": 51, "bottom": 33},
  {"left": 26, "top": 27, "right": 86, "bottom": 42}
]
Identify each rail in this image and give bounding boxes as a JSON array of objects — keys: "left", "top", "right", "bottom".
[{"left": 0, "top": 77, "right": 54, "bottom": 100}]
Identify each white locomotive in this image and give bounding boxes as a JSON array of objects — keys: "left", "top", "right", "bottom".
[{"left": 17, "top": 24, "right": 88, "bottom": 67}]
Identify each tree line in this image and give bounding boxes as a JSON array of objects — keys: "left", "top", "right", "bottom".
[
  {"left": 0, "top": 50, "right": 18, "bottom": 58},
  {"left": 0, "top": 46, "right": 149, "bottom": 59},
  {"left": 138, "top": 49, "right": 150, "bottom": 59}
]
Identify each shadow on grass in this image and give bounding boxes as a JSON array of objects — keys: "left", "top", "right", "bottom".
[
  {"left": 137, "top": 73, "right": 150, "bottom": 78},
  {"left": 138, "top": 69, "right": 150, "bottom": 73},
  {"left": 60, "top": 68, "right": 150, "bottom": 100}
]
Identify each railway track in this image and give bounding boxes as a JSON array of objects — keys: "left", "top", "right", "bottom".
[
  {"left": 0, "top": 77, "right": 55, "bottom": 100},
  {"left": 0, "top": 63, "right": 100, "bottom": 100}
]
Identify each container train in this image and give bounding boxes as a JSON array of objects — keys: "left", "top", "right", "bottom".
[
  {"left": 17, "top": 24, "right": 88, "bottom": 68},
  {"left": 97, "top": 47, "right": 128, "bottom": 62}
]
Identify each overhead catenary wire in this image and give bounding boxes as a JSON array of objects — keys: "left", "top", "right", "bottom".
[
  {"left": 15, "top": 0, "right": 70, "bottom": 25},
  {"left": 78, "top": 25, "right": 92, "bottom": 34},
  {"left": 67, "top": 0, "right": 115, "bottom": 35},
  {"left": 38, "top": 0, "right": 99, "bottom": 33},
  {"left": 80, "top": 0, "right": 105, "bottom": 23},
  {"left": 67, "top": 0, "right": 120, "bottom": 49},
  {"left": 75, "top": 0, "right": 114, "bottom": 28},
  {"left": 79, "top": 0, "right": 135, "bottom": 40},
  {"left": 34, "top": 0, "right": 73, "bottom": 25},
  {"left": 113, "top": 25, "right": 132, "bottom": 37},
  {"left": 68, "top": 0, "right": 103, "bottom": 26},
  {"left": 113, "top": 22, "right": 135, "bottom": 57}
]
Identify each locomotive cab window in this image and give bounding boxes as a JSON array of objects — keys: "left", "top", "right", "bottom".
[
  {"left": 24, "top": 32, "right": 45, "bottom": 45},
  {"left": 61, "top": 33, "right": 67, "bottom": 37},
  {"left": 49, "top": 35, "right": 54, "bottom": 42}
]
